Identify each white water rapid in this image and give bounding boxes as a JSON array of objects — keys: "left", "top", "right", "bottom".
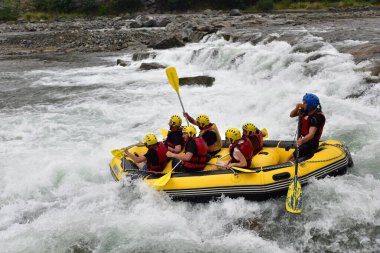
[{"left": 0, "top": 32, "right": 379, "bottom": 253}]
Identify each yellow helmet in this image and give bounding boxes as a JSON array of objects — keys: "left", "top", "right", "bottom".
[
  {"left": 225, "top": 128, "right": 242, "bottom": 143},
  {"left": 182, "top": 125, "right": 197, "bottom": 137},
  {"left": 144, "top": 133, "right": 158, "bottom": 146},
  {"left": 196, "top": 114, "right": 210, "bottom": 128},
  {"left": 169, "top": 115, "right": 182, "bottom": 127},
  {"left": 242, "top": 122, "right": 257, "bottom": 135}
]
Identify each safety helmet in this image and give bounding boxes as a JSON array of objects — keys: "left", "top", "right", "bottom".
[
  {"left": 196, "top": 114, "right": 210, "bottom": 128},
  {"left": 182, "top": 125, "right": 197, "bottom": 137},
  {"left": 303, "top": 93, "right": 320, "bottom": 111},
  {"left": 144, "top": 133, "right": 158, "bottom": 147},
  {"left": 169, "top": 115, "right": 182, "bottom": 127},
  {"left": 225, "top": 128, "right": 242, "bottom": 144},
  {"left": 242, "top": 122, "right": 257, "bottom": 135}
]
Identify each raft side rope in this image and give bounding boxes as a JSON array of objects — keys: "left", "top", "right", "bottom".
[{"left": 303, "top": 143, "right": 348, "bottom": 164}]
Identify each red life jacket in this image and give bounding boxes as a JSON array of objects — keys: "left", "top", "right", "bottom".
[
  {"left": 249, "top": 131, "right": 264, "bottom": 156},
  {"left": 300, "top": 111, "right": 325, "bottom": 141},
  {"left": 165, "top": 127, "right": 183, "bottom": 149},
  {"left": 146, "top": 142, "right": 168, "bottom": 172},
  {"left": 183, "top": 137, "right": 208, "bottom": 170},
  {"left": 229, "top": 137, "right": 254, "bottom": 168}
]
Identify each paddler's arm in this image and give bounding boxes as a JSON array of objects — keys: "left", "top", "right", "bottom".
[
  {"left": 167, "top": 144, "right": 182, "bottom": 154},
  {"left": 290, "top": 103, "right": 304, "bottom": 117},
  {"left": 166, "top": 151, "right": 193, "bottom": 162},
  {"left": 207, "top": 145, "right": 216, "bottom": 152},
  {"left": 297, "top": 126, "right": 317, "bottom": 146},
  {"left": 183, "top": 112, "right": 198, "bottom": 126},
  {"left": 124, "top": 149, "right": 147, "bottom": 163},
  {"left": 227, "top": 150, "right": 247, "bottom": 168}
]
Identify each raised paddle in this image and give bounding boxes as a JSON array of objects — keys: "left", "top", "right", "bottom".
[
  {"left": 154, "top": 160, "right": 182, "bottom": 187},
  {"left": 160, "top": 128, "right": 169, "bottom": 139},
  {"left": 165, "top": 67, "right": 189, "bottom": 125},
  {"left": 286, "top": 110, "right": 303, "bottom": 214},
  {"left": 261, "top": 128, "right": 268, "bottom": 139}
]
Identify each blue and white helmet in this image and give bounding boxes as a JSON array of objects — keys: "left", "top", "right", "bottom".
[{"left": 303, "top": 93, "right": 320, "bottom": 111}]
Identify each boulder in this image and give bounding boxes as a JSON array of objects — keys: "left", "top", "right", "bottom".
[
  {"left": 179, "top": 76, "right": 215, "bottom": 87},
  {"left": 116, "top": 59, "right": 130, "bottom": 67},
  {"left": 139, "top": 62, "right": 167, "bottom": 70},
  {"left": 230, "top": 9, "right": 242, "bottom": 16},
  {"left": 150, "top": 36, "right": 185, "bottom": 49}
]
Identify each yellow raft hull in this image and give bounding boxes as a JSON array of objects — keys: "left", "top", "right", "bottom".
[{"left": 109, "top": 139, "right": 353, "bottom": 201}]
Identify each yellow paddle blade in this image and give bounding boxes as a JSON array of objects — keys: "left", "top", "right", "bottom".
[
  {"left": 166, "top": 67, "right": 179, "bottom": 94},
  {"left": 154, "top": 170, "right": 173, "bottom": 187},
  {"left": 261, "top": 128, "right": 268, "bottom": 139},
  {"left": 111, "top": 149, "right": 125, "bottom": 159},
  {"left": 286, "top": 176, "right": 303, "bottom": 214},
  {"left": 160, "top": 128, "right": 169, "bottom": 139}
]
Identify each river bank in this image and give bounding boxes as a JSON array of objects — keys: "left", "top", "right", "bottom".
[{"left": 1, "top": 8, "right": 380, "bottom": 77}]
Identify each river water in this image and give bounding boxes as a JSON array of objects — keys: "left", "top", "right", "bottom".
[{"left": 0, "top": 27, "right": 379, "bottom": 252}]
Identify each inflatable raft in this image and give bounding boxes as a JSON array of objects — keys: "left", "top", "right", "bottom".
[{"left": 109, "top": 139, "right": 353, "bottom": 202}]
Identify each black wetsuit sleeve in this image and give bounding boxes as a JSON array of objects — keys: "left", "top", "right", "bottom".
[
  {"left": 170, "top": 131, "right": 183, "bottom": 146},
  {"left": 201, "top": 131, "right": 217, "bottom": 146},
  {"left": 310, "top": 114, "right": 325, "bottom": 128},
  {"left": 144, "top": 148, "right": 158, "bottom": 164},
  {"left": 185, "top": 139, "right": 197, "bottom": 154}
]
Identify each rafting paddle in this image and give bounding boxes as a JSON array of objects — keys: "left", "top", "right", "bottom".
[
  {"left": 154, "top": 160, "right": 182, "bottom": 187},
  {"left": 208, "top": 163, "right": 259, "bottom": 173},
  {"left": 160, "top": 128, "right": 169, "bottom": 139},
  {"left": 286, "top": 110, "right": 303, "bottom": 214},
  {"left": 111, "top": 149, "right": 125, "bottom": 159},
  {"left": 165, "top": 67, "right": 189, "bottom": 125},
  {"left": 261, "top": 128, "right": 268, "bottom": 139}
]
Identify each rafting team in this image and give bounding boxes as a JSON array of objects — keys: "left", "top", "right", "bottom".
[{"left": 124, "top": 93, "right": 325, "bottom": 173}]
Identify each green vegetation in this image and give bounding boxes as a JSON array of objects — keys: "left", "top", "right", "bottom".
[
  {"left": 0, "top": 0, "right": 378, "bottom": 21},
  {"left": 0, "top": 0, "right": 19, "bottom": 21},
  {"left": 257, "top": 0, "right": 274, "bottom": 11}
]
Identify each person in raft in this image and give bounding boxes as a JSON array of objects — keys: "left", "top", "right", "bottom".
[
  {"left": 242, "top": 122, "right": 266, "bottom": 156},
  {"left": 183, "top": 112, "right": 222, "bottom": 156},
  {"left": 164, "top": 115, "right": 183, "bottom": 154},
  {"left": 124, "top": 133, "right": 168, "bottom": 172},
  {"left": 166, "top": 125, "right": 208, "bottom": 172},
  {"left": 222, "top": 128, "right": 254, "bottom": 168},
  {"left": 286, "top": 93, "right": 326, "bottom": 161}
]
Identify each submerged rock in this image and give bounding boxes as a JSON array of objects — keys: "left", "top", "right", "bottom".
[
  {"left": 139, "top": 62, "right": 167, "bottom": 70},
  {"left": 179, "top": 76, "right": 215, "bottom": 87},
  {"left": 116, "top": 59, "right": 130, "bottom": 67}
]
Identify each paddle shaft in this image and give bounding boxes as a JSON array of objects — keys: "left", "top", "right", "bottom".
[
  {"left": 153, "top": 160, "right": 182, "bottom": 187},
  {"left": 176, "top": 93, "right": 189, "bottom": 125},
  {"left": 294, "top": 110, "right": 302, "bottom": 176}
]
